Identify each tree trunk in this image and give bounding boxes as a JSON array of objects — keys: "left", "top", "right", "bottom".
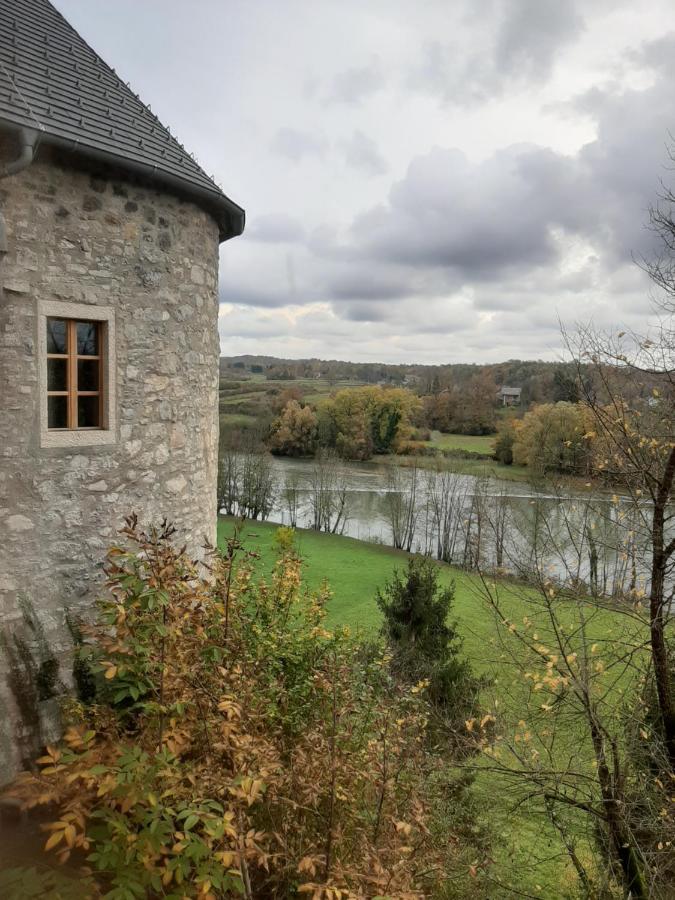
[
  {"left": 588, "top": 711, "right": 647, "bottom": 898},
  {"left": 650, "top": 445, "right": 675, "bottom": 771}
]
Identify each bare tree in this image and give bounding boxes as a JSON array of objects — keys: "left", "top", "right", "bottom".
[
  {"left": 472, "top": 488, "right": 672, "bottom": 898},
  {"left": 384, "top": 463, "right": 419, "bottom": 552},
  {"left": 217, "top": 446, "right": 241, "bottom": 515},
  {"left": 492, "top": 486, "right": 510, "bottom": 570},
  {"left": 218, "top": 428, "right": 278, "bottom": 522},
  {"left": 423, "top": 466, "right": 469, "bottom": 564},
  {"left": 281, "top": 470, "right": 303, "bottom": 528},
  {"left": 238, "top": 449, "right": 276, "bottom": 520},
  {"left": 461, "top": 476, "right": 493, "bottom": 571},
  {"left": 567, "top": 297, "right": 674, "bottom": 770},
  {"left": 308, "top": 451, "right": 350, "bottom": 534}
]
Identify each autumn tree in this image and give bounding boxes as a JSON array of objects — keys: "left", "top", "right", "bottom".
[
  {"left": 318, "top": 386, "right": 420, "bottom": 460},
  {"left": 270, "top": 385, "right": 304, "bottom": 415},
  {"left": 455, "top": 371, "right": 498, "bottom": 435},
  {"left": 512, "top": 401, "right": 591, "bottom": 475},
  {"left": 422, "top": 390, "right": 457, "bottom": 432},
  {"left": 3, "top": 519, "right": 489, "bottom": 898},
  {"left": 421, "top": 372, "right": 497, "bottom": 436},
  {"left": 493, "top": 419, "right": 516, "bottom": 465},
  {"left": 268, "top": 399, "right": 318, "bottom": 457}
]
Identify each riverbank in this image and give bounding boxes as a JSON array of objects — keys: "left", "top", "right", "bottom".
[
  {"left": 218, "top": 516, "right": 622, "bottom": 898},
  {"left": 375, "top": 450, "right": 532, "bottom": 483}
]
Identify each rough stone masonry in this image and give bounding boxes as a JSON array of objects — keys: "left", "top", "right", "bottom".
[{"left": 0, "top": 142, "right": 222, "bottom": 777}]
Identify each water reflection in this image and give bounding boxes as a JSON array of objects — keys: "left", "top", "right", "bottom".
[{"left": 226, "top": 456, "right": 667, "bottom": 599}]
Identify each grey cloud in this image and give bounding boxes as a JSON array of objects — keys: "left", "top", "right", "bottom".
[
  {"left": 471, "top": 292, "right": 527, "bottom": 312},
  {"left": 330, "top": 58, "right": 384, "bottom": 104},
  {"left": 225, "top": 49, "right": 672, "bottom": 339},
  {"left": 629, "top": 32, "right": 675, "bottom": 76},
  {"left": 495, "top": 0, "right": 583, "bottom": 82},
  {"left": 219, "top": 314, "right": 285, "bottom": 340},
  {"left": 350, "top": 145, "right": 561, "bottom": 276},
  {"left": 411, "top": 0, "right": 583, "bottom": 104},
  {"left": 330, "top": 269, "right": 410, "bottom": 300},
  {"left": 347, "top": 58, "right": 673, "bottom": 286},
  {"left": 52, "top": 0, "right": 667, "bottom": 366},
  {"left": 342, "top": 302, "right": 390, "bottom": 322},
  {"left": 220, "top": 280, "right": 294, "bottom": 309},
  {"left": 340, "top": 130, "right": 388, "bottom": 176},
  {"left": 246, "top": 213, "right": 305, "bottom": 243},
  {"left": 271, "top": 127, "right": 327, "bottom": 162}
]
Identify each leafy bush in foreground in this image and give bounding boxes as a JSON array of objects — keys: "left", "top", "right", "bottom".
[{"left": 5, "top": 518, "right": 488, "bottom": 899}]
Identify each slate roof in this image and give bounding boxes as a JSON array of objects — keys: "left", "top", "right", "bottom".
[
  {"left": 0, "top": 0, "right": 244, "bottom": 240},
  {"left": 499, "top": 386, "right": 522, "bottom": 396}
]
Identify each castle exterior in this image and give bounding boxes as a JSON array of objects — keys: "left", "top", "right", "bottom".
[{"left": 0, "top": 0, "right": 244, "bottom": 776}]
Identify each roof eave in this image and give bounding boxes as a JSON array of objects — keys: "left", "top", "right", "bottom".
[{"left": 0, "top": 119, "right": 245, "bottom": 242}]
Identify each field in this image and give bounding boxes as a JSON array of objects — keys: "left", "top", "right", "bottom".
[
  {"left": 426, "top": 430, "right": 496, "bottom": 455},
  {"left": 219, "top": 372, "right": 370, "bottom": 439},
  {"left": 218, "top": 371, "right": 531, "bottom": 482},
  {"left": 218, "top": 517, "right": 625, "bottom": 898}
]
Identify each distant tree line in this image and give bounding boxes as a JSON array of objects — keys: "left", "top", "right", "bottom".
[{"left": 221, "top": 355, "right": 601, "bottom": 404}]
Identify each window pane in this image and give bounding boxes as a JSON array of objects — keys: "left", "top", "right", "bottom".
[
  {"left": 77, "top": 321, "right": 98, "bottom": 356},
  {"left": 47, "top": 318, "right": 67, "bottom": 354},
  {"left": 47, "top": 358, "right": 67, "bottom": 391},
  {"left": 77, "top": 359, "right": 99, "bottom": 391},
  {"left": 78, "top": 395, "right": 100, "bottom": 428},
  {"left": 48, "top": 396, "right": 68, "bottom": 428}
]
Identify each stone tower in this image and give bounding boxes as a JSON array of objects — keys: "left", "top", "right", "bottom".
[{"left": 0, "top": 0, "right": 244, "bottom": 778}]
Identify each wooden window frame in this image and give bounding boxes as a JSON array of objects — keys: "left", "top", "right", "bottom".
[
  {"left": 46, "top": 318, "right": 104, "bottom": 431},
  {"left": 39, "top": 300, "right": 116, "bottom": 449}
]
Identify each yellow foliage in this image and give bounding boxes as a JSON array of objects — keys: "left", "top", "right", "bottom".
[{"left": 5, "top": 517, "right": 475, "bottom": 899}]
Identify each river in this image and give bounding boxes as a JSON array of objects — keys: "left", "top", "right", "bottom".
[{"left": 227, "top": 455, "right": 660, "bottom": 598}]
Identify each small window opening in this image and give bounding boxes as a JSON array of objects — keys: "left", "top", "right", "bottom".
[{"left": 46, "top": 317, "right": 104, "bottom": 430}]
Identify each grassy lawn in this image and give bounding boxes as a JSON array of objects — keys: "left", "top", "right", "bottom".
[
  {"left": 217, "top": 517, "right": 624, "bottom": 897},
  {"left": 219, "top": 412, "right": 259, "bottom": 428},
  {"left": 427, "top": 431, "right": 496, "bottom": 455}
]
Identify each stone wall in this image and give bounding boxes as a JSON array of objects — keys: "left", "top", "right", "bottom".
[{"left": 0, "top": 141, "right": 221, "bottom": 778}]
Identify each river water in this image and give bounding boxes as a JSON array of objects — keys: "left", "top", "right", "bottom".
[{"left": 238, "top": 456, "right": 659, "bottom": 597}]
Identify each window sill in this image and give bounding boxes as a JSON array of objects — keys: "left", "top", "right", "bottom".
[{"left": 41, "top": 429, "right": 117, "bottom": 449}]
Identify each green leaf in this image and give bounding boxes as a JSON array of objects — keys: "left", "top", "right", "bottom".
[{"left": 183, "top": 814, "right": 199, "bottom": 830}]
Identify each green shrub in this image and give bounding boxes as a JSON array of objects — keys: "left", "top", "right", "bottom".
[
  {"left": 376, "top": 557, "right": 482, "bottom": 740},
  {"left": 493, "top": 425, "right": 515, "bottom": 465}
]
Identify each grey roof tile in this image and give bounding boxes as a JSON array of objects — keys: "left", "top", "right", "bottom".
[{"left": 0, "top": 0, "right": 244, "bottom": 239}]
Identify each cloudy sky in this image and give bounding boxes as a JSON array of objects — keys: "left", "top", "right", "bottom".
[{"left": 57, "top": 0, "right": 675, "bottom": 363}]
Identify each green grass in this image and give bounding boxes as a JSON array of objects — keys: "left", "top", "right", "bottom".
[
  {"left": 219, "top": 412, "right": 258, "bottom": 428},
  {"left": 301, "top": 389, "right": 335, "bottom": 404},
  {"left": 217, "top": 517, "right": 624, "bottom": 897},
  {"left": 219, "top": 517, "right": 477, "bottom": 635},
  {"left": 426, "top": 431, "right": 496, "bottom": 455}
]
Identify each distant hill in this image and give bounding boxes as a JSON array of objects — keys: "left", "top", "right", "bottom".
[{"left": 219, "top": 354, "right": 582, "bottom": 405}]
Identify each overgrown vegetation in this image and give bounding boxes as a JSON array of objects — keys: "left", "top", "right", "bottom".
[{"left": 3, "top": 517, "right": 488, "bottom": 899}]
